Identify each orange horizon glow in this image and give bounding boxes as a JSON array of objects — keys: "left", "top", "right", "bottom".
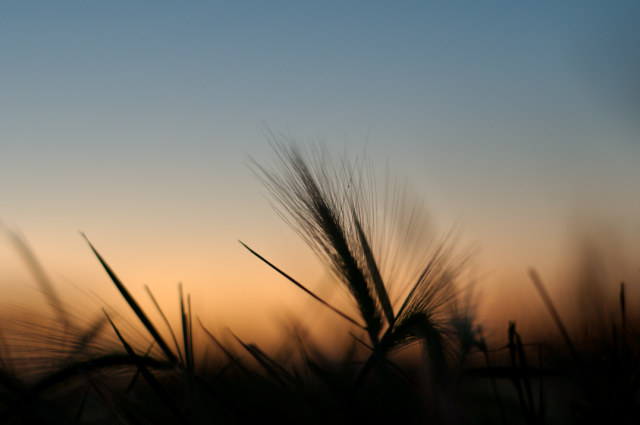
[{"left": 2, "top": 219, "right": 638, "bottom": 356}]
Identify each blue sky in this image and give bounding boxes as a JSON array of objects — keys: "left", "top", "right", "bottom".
[{"left": 1, "top": 1, "right": 639, "bottom": 342}]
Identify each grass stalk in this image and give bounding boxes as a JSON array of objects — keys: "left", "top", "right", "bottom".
[
  {"left": 508, "top": 322, "right": 535, "bottom": 425},
  {"left": 146, "top": 285, "right": 185, "bottom": 366},
  {"left": 620, "top": 282, "right": 628, "bottom": 364},
  {"left": 180, "top": 284, "right": 191, "bottom": 373},
  {"left": 528, "top": 270, "right": 581, "bottom": 368},
  {"left": 529, "top": 269, "right": 597, "bottom": 407},
  {"left": 82, "top": 233, "right": 178, "bottom": 364},
  {"left": 104, "top": 309, "right": 190, "bottom": 425},
  {"left": 7, "top": 229, "right": 70, "bottom": 350},
  {"left": 239, "top": 241, "right": 365, "bottom": 329}
]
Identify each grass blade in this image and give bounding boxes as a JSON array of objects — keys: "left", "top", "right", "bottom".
[
  {"left": 188, "top": 294, "right": 195, "bottom": 372},
  {"left": 529, "top": 269, "right": 596, "bottom": 405},
  {"left": 183, "top": 290, "right": 198, "bottom": 424},
  {"left": 620, "top": 282, "right": 628, "bottom": 363},
  {"left": 198, "top": 318, "right": 240, "bottom": 365},
  {"left": 7, "top": 229, "right": 70, "bottom": 337},
  {"left": 126, "top": 341, "right": 156, "bottom": 393},
  {"left": 82, "top": 233, "right": 177, "bottom": 363},
  {"left": 146, "top": 285, "right": 185, "bottom": 366},
  {"left": 240, "top": 241, "right": 365, "bottom": 329},
  {"left": 528, "top": 270, "right": 579, "bottom": 366},
  {"left": 230, "top": 331, "right": 298, "bottom": 388},
  {"left": 180, "top": 284, "right": 191, "bottom": 372},
  {"left": 104, "top": 310, "right": 190, "bottom": 425},
  {"left": 508, "top": 322, "right": 533, "bottom": 424}
]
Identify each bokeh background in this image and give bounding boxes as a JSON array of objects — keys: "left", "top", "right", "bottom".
[{"left": 1, "top": 1, "right": 639, "bottom": 348}]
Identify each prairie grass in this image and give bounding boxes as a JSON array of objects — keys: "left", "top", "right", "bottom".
[{"left": 0, "top": 140, "right": 638, "bottom": 424}]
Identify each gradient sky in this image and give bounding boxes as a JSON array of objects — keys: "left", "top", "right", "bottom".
[{"left": 1, "top": 1, "right": 639, "bottom": 346}]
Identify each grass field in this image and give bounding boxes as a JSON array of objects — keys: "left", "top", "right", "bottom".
[{"left": 1, "top": 141, "right": 638, "bottom": 424}]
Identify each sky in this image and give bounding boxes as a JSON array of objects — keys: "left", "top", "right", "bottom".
[{"left": 1, "top": 1, "right": 639, "bottom": 348}]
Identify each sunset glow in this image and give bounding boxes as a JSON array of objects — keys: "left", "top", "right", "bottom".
[{"left": 2, "top": 1, "right": 639, "bottom": 350}]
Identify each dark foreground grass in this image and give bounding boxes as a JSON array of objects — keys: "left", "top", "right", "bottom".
[{"left": 1, "top": 141, "right": 639, "bottom": 424}]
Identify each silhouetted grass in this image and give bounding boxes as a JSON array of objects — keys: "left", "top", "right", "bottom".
[{"left": 0, "top": 140, "right": 638, "bottom": 424}]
